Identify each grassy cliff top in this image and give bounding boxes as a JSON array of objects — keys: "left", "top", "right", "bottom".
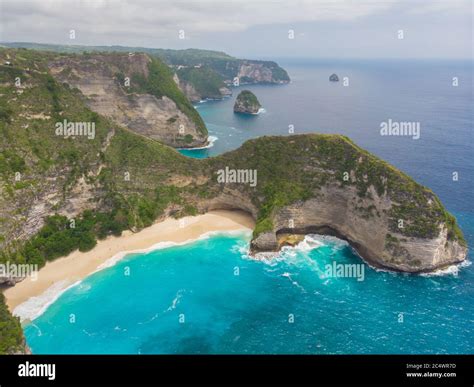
[
  {"left": 1, "top": 42, "right": 290, "bottom": 83},
  {"left": 0, "top": 48, "right": 207, "bottom": 137},
  {"left": 1, "top": 42, "right": 234, "bottom": 62},
  {"left": 236, "top": 90, "right": 260, "bottom": 103},
  {"left": 208, "top": 134, "right": 464, "bottom": 244}
]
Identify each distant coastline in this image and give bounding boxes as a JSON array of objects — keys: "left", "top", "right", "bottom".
[{"left": 4, "top": 210, "right": 255, "bottom": 321}]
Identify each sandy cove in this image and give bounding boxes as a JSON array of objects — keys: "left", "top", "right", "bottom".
[{"left": 3, "top": 210, "right": 255, "bottom": 316}]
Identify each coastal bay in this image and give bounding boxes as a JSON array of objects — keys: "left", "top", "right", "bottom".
[
  {"left": 4, "top": 210, "right": 254, "bottom": 318},
  {"left": 0, "top": 51, "right": 471, "bottom": 356}
]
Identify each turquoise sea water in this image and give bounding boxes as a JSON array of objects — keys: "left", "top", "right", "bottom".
[
  {"left": 24, "top": 59, "right": 473, "bottom": 354},
  {"left": 24, "top": 230, "right": 474, "bottom": 354}
]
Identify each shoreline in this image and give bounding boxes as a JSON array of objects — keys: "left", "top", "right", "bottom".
[
  {"left": 176, "top": 135, "right": 218, "bottom": 150},
  {"left": 3, "top": 210, "right": 255, "bottom": 318}
]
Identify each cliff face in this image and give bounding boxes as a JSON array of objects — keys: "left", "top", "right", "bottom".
[
  {"left": 173, "top": 60, "right": 288, "bottom": 102},
  {"left": 174, "top": 66, "right": 231, "bottom": 102},
  {"left": 177, "top": 78, "right": 232, "bottom": 103},
  {"left": 2, "top": 43, "right": 290, "bottom": 101},
  {"left": 174, "top": 74, "right": 201, "bottom": 103},
  {"left": 237, "top": 60, "right": 290, "bottom": 84},
  {"left": 0, "top": 49, "right": 211, "bottom": 262},
  {"left": 0, "top": 49, "right": 114, "bottom": 260},
  {"left": 251, "top": 186, "right": 466, "bottom": 273},
  {"left": 166, "top": 54, "right": 289, "bottom": 101},
  {"left": 48, "top": 53, "right": 208, "bottom": 148},
  {"left": 204, "top": 135, "right": 467, "bottom": 273}
]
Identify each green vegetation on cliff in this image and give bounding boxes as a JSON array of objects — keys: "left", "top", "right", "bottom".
[
  {"left": 0, "top": 51, "right": 113, "bottom": 248},
  {"left": 130, "top": 57, "right": 207, "bottom": 135},
  {"left": 0, "top": 293, "right": 24, "bottom": 354},
  {"left": 234, "top": 90, "right": 262, "bottom": 114},
  {"left": 177, "top": 66, "right": 226, "bottom": 100},
  {"left": 3, "top": 42, "right": 291, "bottom": 84},
  {"left": 208, "top": 134, "right": 464, "bottom": 245}
]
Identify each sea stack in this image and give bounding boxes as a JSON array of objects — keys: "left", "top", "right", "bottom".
[
  {"left": 329, "top": 73, "right": 339, "bottom": 82},
  {"left": 233, "top": 90, "right": 262, "bottom": 114}
]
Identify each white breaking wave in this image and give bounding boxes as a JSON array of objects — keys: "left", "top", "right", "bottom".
[
  {"left": 250, "top": 234, "right": 345, "bottom": 264},
  {"left": 250, "top": 251, "right": 280, "bottom": 265},
  {"left": 177, "top": 135, "right": 218, "bottom": 150},
  {"left": 420, "top": 259, "right": 471, "bottom": 277},
  {"left": 166, "top": 289, "right": 185, "bottom": 312},
  {"left": 247, "top": 234, "right": 351, "bottom": 281},
  {"left": 282, "top": 272, "right": 306, "bottom": 292},
  {"left": 286, "top": 235, "right": 323, "bottom": 252},
  {"left": 138, "top": 313, "right": 159, "bottom": 325},
  {"left": 95, "top": 242, "right": 176, "bottom": 271},
  {"left": 138, "top": 289, "right": 186, "bottom": 325},
  {"left": 195, "top": 96, "right": 230, "bottom": 105},
  {"left": 13, "top": 280, "right": 82, "bottom": 323},
  {"left": 231, "top": 239, "right": 251, "bottom": 257},
  {"left": 29, "top": 323, "right": 42, "bottom": 337}
]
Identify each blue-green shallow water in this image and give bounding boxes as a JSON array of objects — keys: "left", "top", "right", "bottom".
[
  {"left": 24, "top": 225, "right": 473, "bottom": 354},
  {"left": 24, "top": 59, "right": 473, "bottom": 354}
]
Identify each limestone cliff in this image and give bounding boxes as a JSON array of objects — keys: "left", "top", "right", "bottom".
[
  {"left": 202, "top": 135, "right": 467, "bottom": 273},
  {"left": 236, "top": 60, "right": 290, "bottom": 84},
  {"left": 250, "top": 187, "right": 466, "bottom": 273},
  {"left": 173, "top": 60, "right": 288, "bottom": 102},
  {"left": 48, "top": 53, "right": 208, "bottom": 148},
  {"left": 2, "top": 42, "right": 290, "bottom": 100}
]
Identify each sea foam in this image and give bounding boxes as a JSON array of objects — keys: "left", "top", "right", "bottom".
[
  {"left": 177, "top": 135, "right": 218, "bottom": 150},
  {"left": 13, "top": 280, "right": 81, "bottom": 323},
  {"left": 420, "top": 259, "right": 471, "bottom": 277}
]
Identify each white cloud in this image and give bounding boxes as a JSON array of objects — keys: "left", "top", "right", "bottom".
[
  {"left": 0, "top": 0, "right": 393, "bottom": 39},
  {"left": 0, "top": 0, "right": 470, "bottom": 59}
]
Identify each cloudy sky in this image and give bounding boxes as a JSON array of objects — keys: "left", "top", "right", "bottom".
[{"left": 0, "top": 0, "right": 472, "bottom": 59}]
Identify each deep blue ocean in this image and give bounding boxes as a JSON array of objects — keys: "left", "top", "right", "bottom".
[{"left": 24, "top": 59, "right": 473, "bottom": 354}]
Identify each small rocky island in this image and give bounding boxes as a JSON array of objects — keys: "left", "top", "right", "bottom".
[
  {"left": 233, "top": 90, "right": 262, "bottom": 114},
  {"left": 329, "top": 73, "right": 339, "bottom": 82}
]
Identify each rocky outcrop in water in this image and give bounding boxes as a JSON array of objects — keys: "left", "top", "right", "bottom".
[{"left": 233, "top": 90, "right": 262, "bottom": 114}]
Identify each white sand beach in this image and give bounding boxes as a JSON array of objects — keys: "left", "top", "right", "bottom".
[{"left": 3, "top": 210, "right": 254, "bottom": 317}]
